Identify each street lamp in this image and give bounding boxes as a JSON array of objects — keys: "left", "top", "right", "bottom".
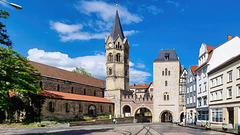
[{"left": 0, "top": 0, "right": 22, "bottom": 10}]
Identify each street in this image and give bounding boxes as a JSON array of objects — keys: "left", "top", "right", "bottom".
[{"left": 0, "top": 123, "right": 233, "bottom": 135}]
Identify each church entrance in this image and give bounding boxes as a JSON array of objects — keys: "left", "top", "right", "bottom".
[
  {"left": 123, "top": 105, "right": 131, "bottom": 117},
  {"left": 134, "top": 107, "right": 152, "bottom": 123},
  {"left": 160, "top": 111, "right": 172, "bottom": 122},
  {"left": 88, "top": 105, "right": 96, "bottom": 116}
]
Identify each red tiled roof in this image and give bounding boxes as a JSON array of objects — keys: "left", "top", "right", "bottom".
[
  {"left": 129, "top": 82, "right": 152, "bottom": 89},
  {"left": 40, "top": 90, "right": 113, "bottom": 103},
  {"left": 195, "top": 46, "right": 215, "bottom": 71},
  {"left": 28, "top": 61, "right": 105, "bottom": 88},
  {"left": 190, "top": 65, "right": 198, "bottom": 76}
]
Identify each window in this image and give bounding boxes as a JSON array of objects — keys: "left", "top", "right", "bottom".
[
  {"left": 116, "top": 53, "right": 121, "bottom": 62},
  {"left": 228, "top": 71, "right": 232, "bottom": 82},
  {"left": 101, "top": 105, "right": 103, "bottom": 112},
  {"left": 48, "top": 101, "right": 54, "bottom": 112},
  {"left": 190, "top": 96, "right": 192, "bottom": 103},
  {"left": 79, "top": 104, "right": 82, "bottom": 112},
  {"left": 94, "top": 90, "right": 96, "bottom": 96},
  {"left": 40, "top": 81, "right": 43, "bottom": 90},
  {"left": 193, "top": 96, "right": 196, "bottom": 103},
  {"left": 203, "top": 97, "right": 207, "bottom": 105},
  {"left": 109, "top": 105, "right": 112, "bottom": 112},
  {"left": 237, "top": 85, "right": 240, "bottom": 96},
  {"left": 220, "top": 76, "right": 223, "bottom": 84},
  {"left": 168, "top": 71, "right": 170, "bottom": 76},
  {"left": 199, "top": 85, "right": 201, "bottom": 93},
  {"left": 165, "top": 68, "right": 167, "bottom": 76},
  {"left": 211, "top": 93, "right": 213, "bottom": 101},
  {"left": 190, "top": 77, "right": 192, "bottom": 82},
  {"left": 215, "top": 92, "right": 218, "bottom": 100},
  {"left": 165, "top": 53, "right": 169, "bottom": 60},
  {"left": 108, "top": 53, "right": 113, "bottom": 62},
  {"left": 187, "top": 97, "right": 189, "bottom": 104},
  {"left": 163, "top": 92, "right": 169, "bottom": 101},
  {"left": 162, "top": 71, "right": 164, "bottom": 76},
  {"left": 220, "top": 90, "right": 223, "bottom": 99},
  {"left": 165, "top": 81, "right": 168, "bottom": 86},
  {"left": 227, "top": 87, "right": 232, "bottom": 98},
  {"left": 109, "top": 68, "right": 112, "bottom": 75},
  {"left": 84, "top": 88, "right": 86, "bottom": 95},
  {"left": 190, "top": 86, "right": 192, "bottom": 92},
  {"left": 211, "top": 79, "right": 213, "bottom": 87},
  {"left": 71, "top": 87, "right": 74, "bottom": 93},
  {"left": 211, "top": 109, "right": 223, "bottom": 122},
  {"left": 204, "top": 82, "right": 207, "bottom": 92},
  {"left": 193, "top": 84, "right": 196, "bottom": 91},
  {"left": 198, "top": 98, "right": 202, "bottom": 107},
  {"left": 65, "top": 103, "right": 69, "bottom": 112},
  {"left": 57, "top": 84, "right": 60, "bottom": 91},
  {"left": 215, "top": 78, "right": 218, "bottom": 86},
  {"left": 238, "top": 67, "right": 240, "bottom": 79},
  {"left": 187, "top": 88, "right": 189, "bottom": 93}
]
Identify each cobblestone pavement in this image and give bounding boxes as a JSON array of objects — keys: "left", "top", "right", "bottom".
[{"left": 0, "top": 123, "right": 234, "bottom": 135}]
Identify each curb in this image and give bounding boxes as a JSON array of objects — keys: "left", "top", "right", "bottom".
[{"left": 179, "top": 125, "right": 238, "bottom": 135}]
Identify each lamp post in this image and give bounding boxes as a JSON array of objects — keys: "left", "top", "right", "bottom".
[{"left": 0, "top": 0, "right": 22, "bottom": 10}]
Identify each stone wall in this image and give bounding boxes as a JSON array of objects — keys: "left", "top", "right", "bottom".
[
  {"left": 40, "top": 76, "right": 104, "bottom": 97},
  {"left": 69, "top": 117, "right": 134, "bottom": 126},
  {"left": 41, "top": 98, "right": 114, "bottom": 121}
]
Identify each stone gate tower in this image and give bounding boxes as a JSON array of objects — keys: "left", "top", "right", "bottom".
[{"left": 104, "top": 10, "right": 130, "bottom": 116}]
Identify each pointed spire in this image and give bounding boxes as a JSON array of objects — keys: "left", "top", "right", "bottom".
[{"left": 110, "top": 10, "right": 125, "bottom": 41}]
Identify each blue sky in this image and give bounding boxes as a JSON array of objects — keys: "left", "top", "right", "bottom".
[{"left": 1, "top": 0, "right": 240, "bottom": 84}]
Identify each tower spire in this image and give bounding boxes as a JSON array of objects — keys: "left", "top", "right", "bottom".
[{"left": 110, "top": 10, "right": 125, "bottom": 41}]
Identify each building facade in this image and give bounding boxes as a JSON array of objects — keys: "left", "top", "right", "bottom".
[
  {"left": 186, "top": 65, "right": 198, "bottom": 124},
  {"left": 28, "top": 61, "right": 114, "bottom": 120},
  {"left": 179, "top": 68, "right": 188, "bottom": 122},
  {"left": 153, "top": 49, "right": 181, "bottom": 122},
  {"left": 195, "top": 43, "right": 215, "bottom": 125}
]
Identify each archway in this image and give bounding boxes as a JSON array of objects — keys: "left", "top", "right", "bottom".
[
  {"left": 180, "top": 112, "right": 184, "bottom": 122},
  {"left": 88, "top": 105, "right": 96, "bottom": 116},
  {"left": 160, "top": 111, "right": 173, "bottom": 122},
  {"left": 123, "top": 105, "right": 131, "bottom": 117},
  {"left": 134, "top": 107, "right": 152, "bottom": 123}
]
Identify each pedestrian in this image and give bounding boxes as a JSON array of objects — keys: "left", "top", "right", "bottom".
[{"left": 113, "top": 118, "right": 116, "bottom": 124}]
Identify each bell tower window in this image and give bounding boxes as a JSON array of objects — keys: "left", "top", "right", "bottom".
[
  {"left": 116, "top": 53, "right": 121, "bottom": 62},
  {"left": 108, "top": 53, "right": 113, "bottom": 62},
  {"left": 109, "top": 68, "right": 112, "bottom": 75}
]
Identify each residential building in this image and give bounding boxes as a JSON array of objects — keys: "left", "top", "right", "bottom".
[
  {"left": 186, "top": 65, "right": 198, "bottom": 124},
  {"left": 195, "top": 43, "right": 215, "bottom": 125},
  {"left": 129, "top": 82, "right": 153, "bottom": 99},
  {"left": 179, "top": 68, "right": 188, "bottom": 122}
]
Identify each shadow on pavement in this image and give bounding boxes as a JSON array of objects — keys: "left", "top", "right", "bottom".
[{"left": 21, "top": 128, "right": 114, "bottom": 135}]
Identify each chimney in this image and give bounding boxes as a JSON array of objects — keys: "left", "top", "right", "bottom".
[{"left": 227, "top": 35, "right": 232, "bottom": 40}]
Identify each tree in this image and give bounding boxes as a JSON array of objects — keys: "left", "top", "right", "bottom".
[
  {"left": 72, "top": 67, "right": 92, "bottom": 77},
  {"left": 0, "top": 47, "right": 41, "bottom": 122},
  {"left": 0, "top": 10, "right": 12, "bottom": 47}
]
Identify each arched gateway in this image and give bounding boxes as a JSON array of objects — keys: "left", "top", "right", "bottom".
[
  {"left": 134, "top": 107, "right": 152, "bottom": 123},
  {"left": 160, "top": 110, "right": 173, "bottom": 122},
  {"left": 123, "top": 105, "right": 131, "bottom": 117}
]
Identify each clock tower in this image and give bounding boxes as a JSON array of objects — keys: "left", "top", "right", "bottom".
[{"left": 104, "top": 10, "right": 130, "bottom": 117}]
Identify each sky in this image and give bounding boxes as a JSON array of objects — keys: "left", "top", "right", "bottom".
[{"left": 1, "top": 0, "right": 240, "bottom": 85}]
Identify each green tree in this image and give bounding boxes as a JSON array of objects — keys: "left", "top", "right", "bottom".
[
  {"left": 72, "top": 67, "right": 92, "bottom": 77},
  {"left": 0, "top": 9, "right": 12, "bottom": 47},
  {"left": 0, "top": 47, "right": 41, "bottom": 119}
]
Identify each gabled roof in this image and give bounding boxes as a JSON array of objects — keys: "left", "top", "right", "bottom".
[
  {"left": 28, "top": 61, "right": 105, "bottom": 88},
  {"left": 130, "top": 82, "right": 152, "bottom": 89},
  {"left": 110, "top": 10, "right": 125, "bottom": 41},
  {"left": 195, "top": 46, "right": 215, "bottom": 71},
  {"left": 41, "top": 90, "right": 113, "bottom": 103},
  {"left": 190, "top": 65, "right": 198, "bottom": 76},
  {"left": 154, "top": 49, "right": 179, "bottom": 62}
]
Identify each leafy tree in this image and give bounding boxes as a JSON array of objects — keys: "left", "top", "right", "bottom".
[
  {"left": 72, "top": 67, "right": 92, "bottom": 77},
  {"left": 0, "top": 47, "right": 41, "bottom": 119},
  {"left": 0, "top": 9, "right": 12, "bottom": 47}
]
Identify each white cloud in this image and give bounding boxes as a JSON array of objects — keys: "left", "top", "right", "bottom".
[
  {"left": 146, "top": 5, "right": 164, "bottom": 15},
  {"left": 166, "top": 0, "right": 180, "bottom": 7},
  {"left": 136, "top": 63, "right": 146, "bottom": 68},
  {"left": 50, "top": 21, "right": 83, "bottom": 34},
  {"left": 27, "top": 48, "right": 151, "bottom": 84},
  {"left": 124, "top": 30, "right": 139, "bottom": 37},
  {"left": 76, "top": 0, "right": 142, "bottom": 24}
]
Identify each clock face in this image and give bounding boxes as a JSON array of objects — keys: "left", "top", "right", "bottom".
[{"left": 109, "top": 43, "right": 112, "bottom": 48}]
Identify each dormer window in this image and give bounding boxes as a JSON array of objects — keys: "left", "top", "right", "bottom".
[{"left": 165, "top": 53, "right": 169, "bottom": 60}]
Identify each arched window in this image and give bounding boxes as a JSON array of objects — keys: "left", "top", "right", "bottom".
[
  {"left": 109, "top": 105, "right": 112, "bottom": 112},
  {"left": 79, "top": 104, "right": 82, "bottom": 112},
  {"left": 40, "top": 81, "right": 43, "bottom": 90},
  {"left": 165, "top": 68, "right": 167, "bottom": 76},
  {"left": 163, "top": 92, "right": 169, "bottom": 101},
  {"left": 108, "top": 53, "right": 113, "bottom": 62},
  {"left": 57, "top": 84, "right": 60, "bottom": 91},
  {"left": 118, "top": 42, "right": 120, "bottom": 49},
  {"left": 65, "top": 103, "right": 69, "bottom": 112},
  {"left": 109, "top": 68, "right": 112, "bottom": 75},
  {"left": 165, "top": 81, "right": 168, "bottom": 86},
  {"left": 71, "top": 87, "right": 74, "bottom": 93},
  {"left": 162, "top": 71, "right": 164, "bottom": 76},
  {"left": 168, "top": 71, "right": 170, "bottom": 76},
  {"left": 94, "top": 90, "right": 96, "bottom": 96},
  {"left": 116, "top": 53, "right": 121, "bottom": 62},
  {"left": 48, "top": 101, "right": 54, "bottom": 112},
  {"left": 84, "top": 88, "right": 86, "bottom": 95}
]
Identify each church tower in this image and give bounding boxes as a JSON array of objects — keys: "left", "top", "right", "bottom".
[{"left": 104, "top": 10, "right": 130, "bottom": 117}]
